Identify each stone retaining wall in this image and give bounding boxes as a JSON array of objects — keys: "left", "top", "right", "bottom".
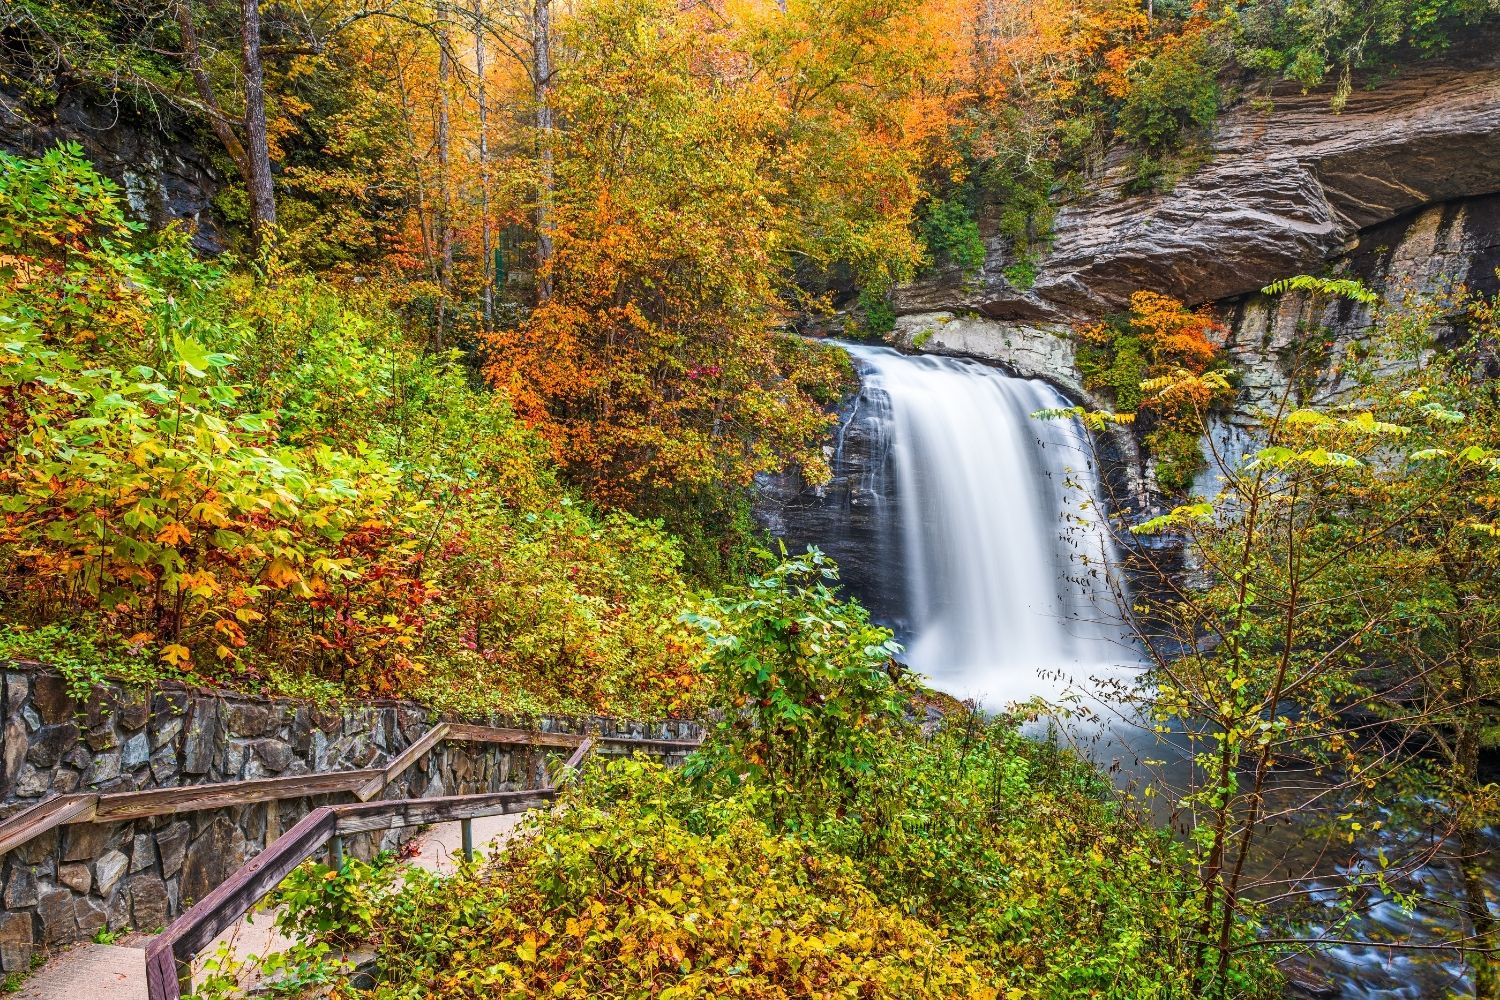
[{"left": 0, "top": 662, "right": 701, "bottom": 972}]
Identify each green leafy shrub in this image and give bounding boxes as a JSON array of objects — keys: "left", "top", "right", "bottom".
[
  {"left": 919, "top": 196, "right": 985, "bottom": 273},
  {"left": 682, "top": 548, "right": 910, "bottom": 830},
  {"left": 1003, "top": 256, "right": 1039, "bottom": 290},
  {"left": 1228, "top": 0, "right": 1499, "bottom": 98},
  {"left": 1074, "top": 291, "right": 1235, "bottom": 495},
  {"left": 1077, "top": 332, "right": 1148, "bottom": 412},
  {"left": 355, "top": 759, "right": 999, "bottom": 1000},
  {"left": 333, "top": 729, "right": 1271, "bottom": 999},
  {"left": 1116, "top": 35, "right": 1220, "bottom": 150},
  {"left": 1145, "top": 425, "right": 1207, "bottom": 495},
  {"left": 271, "top": 853, "right": 401, "bottom": 948},
  {"left": 983, "top": 145, "right": 1056, "bottom": 290},
  {"left": 849, "top": 284, "right": 897, "bottom": 341},
  {"left": 815, "top": 719, "right": 1237, "bottom": 998},
  {"left": 0, "top": 624, "right": 168, "bottom": 701}
]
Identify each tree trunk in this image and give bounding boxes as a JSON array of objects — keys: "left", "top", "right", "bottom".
[
  {"left": 475, "top": 0, "right": 494, "bottom": 329},
  {"left": 176, "top": 1, "right": 249, "bottom": 179},
  {"left": 1459, "top": 819, "right": 1499, "bottom": 1000},
  {"left": 434, "top": 3, "right": 454, "bottom": 351},
  {"left": 239, "top": 0, "right": 277, "bottom": 248},
  {"left": 1456, "top": 653, "right": 1499, "bottom": 999},
  {"left": 533, "top": 0, "right": 554, "bottom": 302}
]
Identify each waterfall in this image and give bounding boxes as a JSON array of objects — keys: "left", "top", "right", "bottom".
[{"left": 831, "top": 343, "right": 1134, "bottom": 704}]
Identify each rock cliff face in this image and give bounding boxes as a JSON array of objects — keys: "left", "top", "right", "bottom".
[
  {"left": 1217, "top": 192, "right": 1500, "bottom": 414},
  {"left": 0, "top": 87, "right": 225, "bottom": 253},
  {"left": 880, "top": 55, "right": 1500, "bottom": 502},
  {"left": 897, "top": 52, "right": 1500, "bottom": 325}
]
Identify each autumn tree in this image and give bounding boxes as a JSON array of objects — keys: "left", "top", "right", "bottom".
[
  {"left": 1073, "top": 277, "right": 1500, "bottom": 996},
  {"left": 481, "top": 0, "right": 954, "bottom": 567}
]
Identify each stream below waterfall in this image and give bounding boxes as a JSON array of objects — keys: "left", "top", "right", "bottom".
[{"left": 761, "top": 341, "right": 1500, "bottom": 1000}]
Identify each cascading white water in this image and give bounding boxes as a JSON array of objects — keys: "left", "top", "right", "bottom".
[{"left": 840, "top": 343, "right": 1133, "bottom": 704}]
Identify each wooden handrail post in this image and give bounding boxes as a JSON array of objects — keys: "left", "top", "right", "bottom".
[
  {"left": 460, "top": 817, "right": 474, "bottom": 862},
  {"left": 329, "top": 833, "right": 344, "bottom": 872}
]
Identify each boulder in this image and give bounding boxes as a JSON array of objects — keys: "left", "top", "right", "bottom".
[
  {"left": 0, "top": 911, "right": 33, "bottom": 973},
  {"left": 56, "top": 863, "right": 91, "bottom": 894},
  {"left": 36, "top": 889, "right": 75, "bottom": 944},
  {"left": 156, "top": 821, "right": 192, "bottom": 879},
  {"left": 128, "top": 875, "right": 170, "bottom": 930},
  {"left": 130, "top": 833, "right": 157, "bottom": 873},
  {"left": 26, "top": 723, "right": 80, "bottom": 768},
  {"left": 63, "top": 823, "right": 111, "bottom": 863},
  {"left": 30, "top": 675, "right": 74, "bottom": 726},
  {"left": 179, "top": 816, "right": 242, "bottom": 906},
  {"left": 121, "top": 732, "right": 151, "bottom": 771},
  {"left": 94, "top": 849, "right": 130, "bottom": 896},
  {"left": 3, "top": 865, "right": 38, "bottom": 909}
]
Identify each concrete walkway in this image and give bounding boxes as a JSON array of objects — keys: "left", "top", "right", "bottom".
[{"left": 10, "top": 812, "right": 532, "bottom": 999}]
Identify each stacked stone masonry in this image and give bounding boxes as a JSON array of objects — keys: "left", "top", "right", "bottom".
[{"left": 0, "top": 662, "right": 701, "bottom": 972}]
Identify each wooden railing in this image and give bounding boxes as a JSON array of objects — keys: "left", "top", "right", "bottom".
[
  {"left": 0, "top": 718, "right": 697, "bottom": 997},
  {"left": 0, "top": 722, "right": 699, "bottom": 858},
  {"left": 143, "top": 738, "right": 598, "bottom": 1000}
]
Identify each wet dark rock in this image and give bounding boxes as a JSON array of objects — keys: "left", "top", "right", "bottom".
[
  {"left": 26, "top": 724, "right": 80, "bottom": 769},
  {"left": 757, "top": 376, "right": 908, "bottom": 629},
  {"left": 0, "top": 84, "right": 224, "bottom": 254}
]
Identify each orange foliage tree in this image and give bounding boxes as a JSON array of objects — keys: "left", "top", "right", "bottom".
[
  {"left": 1077, "top": 289, "right": 1234, "bottom": 493},
  {"left": 484, "top": 0, "right": 956, "bottom": 535}
]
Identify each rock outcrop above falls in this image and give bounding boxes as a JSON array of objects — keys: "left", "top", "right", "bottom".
[{"left": 897, "top": 54, "right": 1500, "bottom": 323}]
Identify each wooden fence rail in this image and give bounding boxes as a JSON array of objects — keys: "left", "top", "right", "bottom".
[
  {"left": 145, "top": 739, "right": 599, "bottom": 1000},
  {"left": 0, "top": 723, "right": 699, "bottom": 860}
]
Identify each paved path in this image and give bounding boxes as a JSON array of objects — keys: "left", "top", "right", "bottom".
[{"left": 11, "top": 812, "right": 531, "bottom": 999}]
